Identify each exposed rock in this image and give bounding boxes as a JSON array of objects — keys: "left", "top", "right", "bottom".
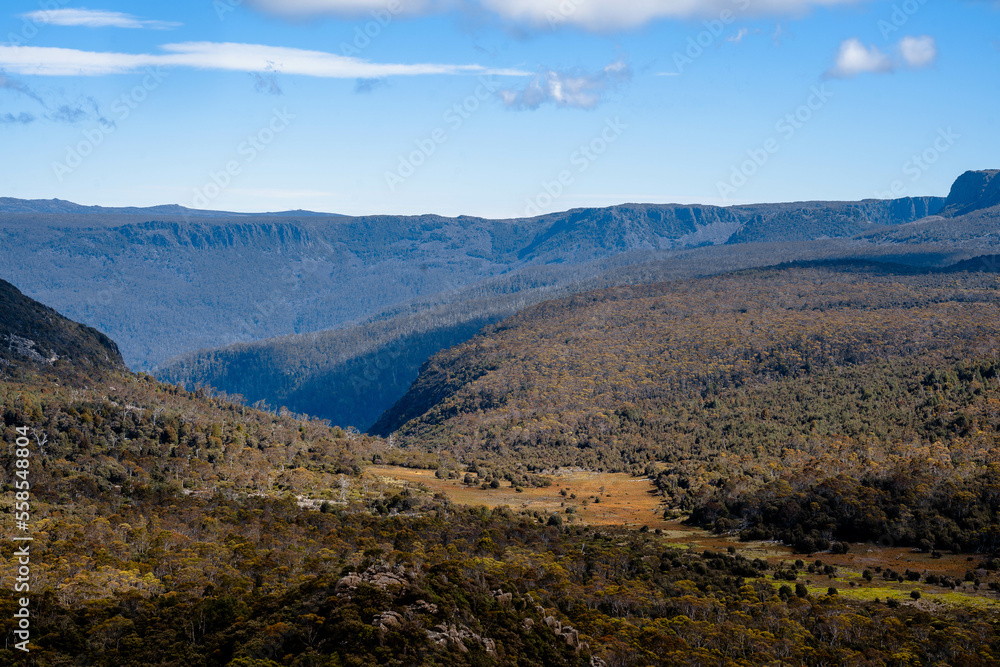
[
  {"left": 372, "top": 610, "right": 402, "bottom": 632},
  {"left": 544, "top": 615, "right": 561, "bottom": 634},
  {"left": 335, "top": 573, "right": 363, "bottom": 592},
  {"left": 335, "top": 564, "right": 411, "bottom": 596},
  {"left": 411, "top": 599, "right": 438, "bottom": 615},
  {"left": 491, "top": 589, "right": 513, "bottom": 606},
  {"left": 561, "top": 626, "right": 580, "bottom": 647},
  {"left": 370, "top": 572, "right": 407, "bottom": 589},
  {"left": 426, "top": 622, "right": 496, "bottom": 655}
]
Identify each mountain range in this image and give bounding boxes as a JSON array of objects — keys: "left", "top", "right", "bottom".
[{"left": 2, "top": 171, "right": 998, "bottom": 430}]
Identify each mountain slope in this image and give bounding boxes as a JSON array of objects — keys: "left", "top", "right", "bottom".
[
  {"left": 371, "top": 260, "right": 1000, "bottom": 541},
  {"left": 156, "top": 231, "right": 979, "bottom": 431},
  {"left": 0, "top": 277, "right": 124, "bottom": 378},
  {"left": 372, "top": 260, "right": 1000, "bottom": 445}
]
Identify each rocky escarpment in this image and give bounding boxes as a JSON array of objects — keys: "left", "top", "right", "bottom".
[{"left": 940, "top": 170, "right": 1000, "bottom": 217}]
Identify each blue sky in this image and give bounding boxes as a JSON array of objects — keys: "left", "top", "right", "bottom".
[{"left": 0, "top": 0, "right": 996, "bottom": 217}]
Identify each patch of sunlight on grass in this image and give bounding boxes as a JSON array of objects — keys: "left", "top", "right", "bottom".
[{"left": 804, "top": 583, "right": 1000, "bottom": 609}]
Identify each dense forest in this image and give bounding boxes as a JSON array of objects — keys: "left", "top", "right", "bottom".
[
  {"left": 375, "top": 261, "right": 1000, "bottom": 553},
  {"left": 4, "top": 372, "right": 1000, "bottom": 666}
]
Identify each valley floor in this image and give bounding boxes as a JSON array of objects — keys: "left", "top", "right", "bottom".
[{"left": 373, "top": 464, "right": 1000, "bottom": 613}]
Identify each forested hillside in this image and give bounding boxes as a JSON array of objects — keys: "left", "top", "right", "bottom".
[
  {"left": 153, "top": 171, "right": 1000, "bottom": 432},
  {"left": 157, "top": 237, "right": 998, "bottom": 432},
  {"left": 10, "top": 279, "right": 1000, "bottom": 665},
  {"left": 375, "top": 260, "right": 1000, "bottom": 553},
  {"left": 0, "top": 279, "right": 124, "bottom": 380}
]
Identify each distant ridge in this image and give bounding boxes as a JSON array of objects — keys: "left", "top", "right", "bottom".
[{"left": 0, "top": 197, "right": 337, "bottom": 218}]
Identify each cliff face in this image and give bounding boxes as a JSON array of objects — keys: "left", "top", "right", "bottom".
[{"left": 941, "top": 170, "right": 1000, "bottom": 217}]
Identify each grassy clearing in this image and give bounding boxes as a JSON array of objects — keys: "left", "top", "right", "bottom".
[
  {"left": 369, "top": 465, "right": 675, "bottom": 529},
  {"left": 370, "top": 465, "right": 1000, "bottom": 612}
]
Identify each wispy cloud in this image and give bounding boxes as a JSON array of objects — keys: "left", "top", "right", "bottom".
[
  {"left": 0, "top": 71, "right": 109, "bottom": 126},
  {"left": 826, "top": 36, "right": 936, "bottom": 78},
  {"left": 500, "top": 59, "right": 631, "bottom": 110},
  {"left": 246, "top": 0, "right": 873, "bottom": 29},
  {"left": 48, "top": 103, "right": 90, "bottom": 123},
  {"left": 0, "top": 112, "right": 35, "bottom": 124},
  {"left": 0, "top": 42, "right": 529, "bottom": 78},
  {"left": 47, "top": 96, "right": 111, "bottom": 126},
  {"left": 727, "top": 28, "right": 750, "bottom": 44},
  {"left": 251, "top": 67, "right": 283, "bottom": 95},
  {"left": 21, "top": 8, "right": 181, "bottom": 30},
  {"left": 0, "top": 71, "right": 45, "bottom": 105},
  {"left": 771, "top": 22, "right": 791, "bottom": 45},
  {"left": 354, "top": 77, "right": 387, "bottom": 93}
]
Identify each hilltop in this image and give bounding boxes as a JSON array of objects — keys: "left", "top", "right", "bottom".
[{"left": 940, "top": 169, "right": 1000, "bottom": 217}]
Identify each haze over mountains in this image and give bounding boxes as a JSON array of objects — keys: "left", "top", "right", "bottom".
[{"left": 2, "top": 170, "right": 998, "bottom": 430}]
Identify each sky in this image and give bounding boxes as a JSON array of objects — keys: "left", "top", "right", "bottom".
[{"left": 0, "top": 0, "right": 996, "bottom": 218}]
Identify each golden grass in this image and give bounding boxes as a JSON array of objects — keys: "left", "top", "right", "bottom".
[
  {"left": 369, "top": 466, "right": 1000, "bottom": 611},
  {"left": 368, "top": 465, "right": 675, "bottom": 529}
]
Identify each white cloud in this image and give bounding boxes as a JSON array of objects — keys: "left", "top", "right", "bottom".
[
  {"left": 245, "top": 0, "right": 871, "bottom": 29},
  {"left": 499, "top": 60, "right": 630, "bottom": 110},
  {"left": 0, "top": 42, "right": 528, "bottom": 78},
  {"left": 826, "top": 38, "right": 892, "bottom": 77},
  {"left": 826, "top": 35, "right": 938, "bottom": 78},
  {"left": 899, "top": 35, "right": 937, "bottom": 68},
  {"left": 21, "top": 9, "right": 181, "bottom": 30}
]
